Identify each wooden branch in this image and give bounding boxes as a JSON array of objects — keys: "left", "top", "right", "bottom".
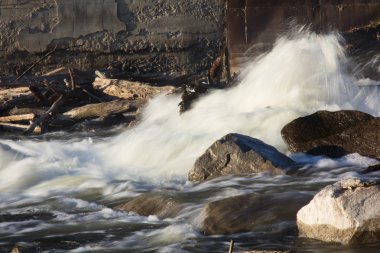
[
  {"left": 0, "top": 94, "right": 36, "bottom": 114},
  {"left": 14, "top": 43, "right": 84, "bottom": 82},
  {"left": 0, "top": 122, "right": 41, "bottom": 134},
  {"left": 42, "top": 67, "right": 67, "bottom": 76},
  {"left": 63, "top": 100, "right": 136, "bottom": 120},
  {"left": 16, "top": 44, "right": 59, "bottom": 82},
  {"left": 9, "top": 107, "right": 46, "bottom": 116},
  {"left": 82, "top": 88, "right": 104, "bottom": 102},
  {"left": 228, "top": 240, "right": 234, "bottom": 253},
  {"left": 25, "top": 95, "right": 66, "bottom": 134},
  {"left": 68, "top": 68, "right": 76, "bottom": 90},
  {"left": 0, "top": 113, "right": 35, "bottom": 123}
]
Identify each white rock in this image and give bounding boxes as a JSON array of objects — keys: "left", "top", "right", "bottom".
[{"left": 297, "top": 178, "right": 380, "bottom": 245}]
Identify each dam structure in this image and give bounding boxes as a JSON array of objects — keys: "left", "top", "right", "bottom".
[{"left": 0, "top": 0, "right": 379, "bottom": 77}]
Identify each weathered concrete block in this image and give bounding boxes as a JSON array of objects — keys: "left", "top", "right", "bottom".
[{"left": 0, "top": 0, "right": 225, "bottom": 77}]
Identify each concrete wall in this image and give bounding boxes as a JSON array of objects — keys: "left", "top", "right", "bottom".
[
  {"left": 1, "top": 0, "right": 379, "bottom": 77},
  {"left": 0, "top": 0, "right": 225, "bottom": 77}
]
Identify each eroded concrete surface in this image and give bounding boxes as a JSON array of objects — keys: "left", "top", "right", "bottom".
[
  {"left": 0, "top": 0, "right": 225, "bottom": 77},
  {"left": 1, "top": 0, "right": 379, "bottom": 77}
]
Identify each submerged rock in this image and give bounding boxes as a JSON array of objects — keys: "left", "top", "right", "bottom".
[
  {"left": 297, "top": 178, "right": 380, "bottom": 245},
  {"left": 281, "top": 110, "right": 379, "bottom": 158},
  {"left": 116, "top": 194, "right": 182, "bottom": 219},
  {"left": 188, "top": 133, "right": 295, "bottom": 182},
  {"left": 197, "top": 192, "right": 312, "bottom": 235}
]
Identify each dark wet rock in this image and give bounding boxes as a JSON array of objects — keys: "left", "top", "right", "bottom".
[
  {"left": 363, "top": 163, "right": 380, "bottom": 174},
  {"left": 297, "top": 178, "right": 380, "bottom": 245},
  {"left": 188, "top": 133, "right": 295, "bottom": 182},
  {"left": 197, "top": 192, "right": 312, "bottom": 235},
  {"left": 116, "top": 194, "right": 182, "bottom": 219},
  {"left": 281, "top": 110, "right": 380, "bottom": 158}
]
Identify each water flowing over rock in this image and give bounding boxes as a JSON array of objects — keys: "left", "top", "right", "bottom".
[
  {"left": 116, "top": 194, "right": 182, "bottom": 219},
  {"left": 197, "top": 192, "right": 312, "bottom": 235},
  {"left": 297, "top": 178, "right": 380, "bottom": 245},
  {"left": 188, "top": 134, "right": 295, "bottom": 182},
  {"left": 281, "top": 110, "right": 380, "bottom": 158}
]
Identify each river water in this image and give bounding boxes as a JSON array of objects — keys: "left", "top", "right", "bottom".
[{"left": 0, "top": 31, "right": 380, "bottom": 252}]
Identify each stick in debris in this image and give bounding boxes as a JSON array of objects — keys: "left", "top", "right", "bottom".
[
  {"left": 0, "top": 114, "right": 35, "bottom": 123},
  {"left": 24, "top": 95, "right": 66, "bottom": 134},
  {"left": 68, "top": 68, "right": 76, "bottom": 90},
  {"left": 42, "top": 67, "right": 67, "bottom": 77},
  {"left": 82, "top": 88, "right": 104, "bottom": 102},
  {"left": 15, "top": 43, "right": 84, "bottom": 82},
  {"left": 15, "top": 44, "right": 59, "bottom": 82},
  {"left": 228, "top": 240, "right": 234, "bottom": 253},
  {"left": 63, "top": 99, "right": 136, "bottom": 120},
  {"left": 0, "top": 122, "right": 41, "bottom": 134}
]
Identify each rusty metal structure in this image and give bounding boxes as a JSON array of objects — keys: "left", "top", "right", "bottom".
[{"left": 226, "top": 0, "right": 380, "bottom": 70}]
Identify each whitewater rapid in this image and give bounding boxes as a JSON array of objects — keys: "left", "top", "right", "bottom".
[{"left": 1, "top": 31, "right": 380, "bottom": 195}]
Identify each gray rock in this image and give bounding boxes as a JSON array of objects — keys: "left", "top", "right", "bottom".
[
  {"left": 116, "top": 194, "right": 182, "bottom": 219},
  {"left": 297, "top": 178, "right": 380, "bottom": 245},
  {"left": 197, "top": 192, "right": 312, "bottom": 235},
  {"left": 281, "top": 110, "right": 380, "bottom": 158},
  {"left": 188, "top": 133, "right": 295, "bottom": 182}
]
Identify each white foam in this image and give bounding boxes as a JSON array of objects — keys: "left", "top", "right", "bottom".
[{"left": 0, "top": 31, "right": 379, "bottom": 195}]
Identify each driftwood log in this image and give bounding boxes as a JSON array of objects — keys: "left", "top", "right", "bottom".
[
  {"left": 0, "top": 114, "right": 35, "bottom": 123},
  {"left": 63, "top": 100, "right": 137, "bottom": 120},
  {"left": 0, "top": 122, "right": 41, "bottom": 134},
  {"left": 93, "top": 77, "right": 177, "bottom": 100}
]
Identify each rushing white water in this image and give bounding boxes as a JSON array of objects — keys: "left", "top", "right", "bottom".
[{"left": 0, "top": 31, "right": 380, "bottom": 196}]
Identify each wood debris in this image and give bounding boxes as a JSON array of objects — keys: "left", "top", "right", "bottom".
[{"left": 0, "top": 67, "right": 176, "bottom": 135}]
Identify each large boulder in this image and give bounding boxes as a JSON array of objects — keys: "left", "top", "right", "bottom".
[
  {"left": 188, "top": 134, "right": 295, "bottom": 182},
  {"left": 116, "top": 194, "right": 182, "bottom": 219},
  {"left": 197, "top": 192, "right": 312, "bottom": 235},
  {"left": 297, "top": 178, "right": 380, "bottom": 245},
  {"left": 281, "top": 110, "right": 380, "bottom": 158}
]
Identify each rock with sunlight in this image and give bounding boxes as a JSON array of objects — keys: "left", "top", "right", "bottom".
[
  {"left": 116, "top": 194, "right": 182, "bottom": 219},
  {"left": 197, "top": 192, "right": 312, "bottom": 235},
  {"left": 188, "top": 134, "right": 295, "bottom": 182},
  {"left": 281, "top": 110, "right": 380, "bottom": 158},
  {"left": 297, "top": 178, "right": 380, "bottom": 245}
]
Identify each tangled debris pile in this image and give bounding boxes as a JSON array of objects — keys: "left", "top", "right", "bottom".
[{"left": 0, "top": 68, "right": 176, "bottom": 136}]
